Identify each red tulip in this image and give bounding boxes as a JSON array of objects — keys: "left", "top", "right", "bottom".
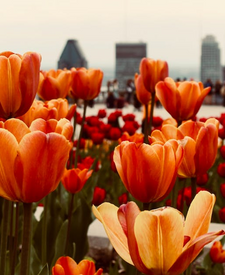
[
  {"left": 92, "top": 187, "right": 106, "bottom": 206},
  {"left": 210, "top": 241, "right": 225, "bottom": 263}
]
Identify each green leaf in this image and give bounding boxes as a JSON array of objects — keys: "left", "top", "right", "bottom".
[
  {"left": 37, "top": 264, "right": 49, "bottom": 275},
  {"left": 51, "top": 220, "right": 68, "bottom": 268}
]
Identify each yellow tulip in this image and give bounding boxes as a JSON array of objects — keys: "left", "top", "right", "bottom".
[{"left": 93, "top": 191, "right": 224, "bottom": 275}]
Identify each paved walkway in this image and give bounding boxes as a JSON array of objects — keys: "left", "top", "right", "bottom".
[{"left": 85, "top": 103, "right": 225, "bottom": 124}]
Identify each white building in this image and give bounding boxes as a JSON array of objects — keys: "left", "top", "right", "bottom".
[{"left": 200, "top": 35, "right": 222, "bottom": 84}]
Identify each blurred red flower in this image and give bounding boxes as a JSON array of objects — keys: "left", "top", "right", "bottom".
[
  {"left": 217, "top": 163, "right": 225, "bottom": 178},
  {"left": 92, "top": 187, "right": 106, "bottom": 206}
]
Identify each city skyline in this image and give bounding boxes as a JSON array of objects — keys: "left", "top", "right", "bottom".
[{"left": 2, "top": 0, "right": 225, "bottom": 73}]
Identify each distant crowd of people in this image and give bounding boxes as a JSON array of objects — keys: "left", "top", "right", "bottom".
[
  {"left": 103, "top": 77, "right": 225, "bottom": 110},
  {"left": 106, "top": 79, "right": 141, "bottom": 110},
  {"left": 203, "top": 78, "right": 225, "bottom": 106}
]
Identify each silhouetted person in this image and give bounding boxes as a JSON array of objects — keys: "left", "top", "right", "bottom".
[
  {"left": 126, "top": 79, "right": 135, "bottom": 104},
  {"left": 106, "top": 92, "right": 115, "bottom": 108},
  {"left": 204, "top": 79, "right": 213, "bottom": 105},
  {"left": 215, "top": 80, "right": 222, "bottom": 105}
]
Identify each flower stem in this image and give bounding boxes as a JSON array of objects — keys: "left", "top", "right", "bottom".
[
  {"left": 72, "top": 99, "right": 78, "bottom": 142},
  {"left": 191, "top": 177, "right": 197, "bottom": 201},
  {"left": 0, "top": 199, "right": 10, "bottom": 275},
  {"left": 143, "top": 202, "right": 151, "bottom": 211},
  {"left": 74, "top": 100, "right": 88, "bottom": 168},
  {"left": 147, "top": 91, "right": 155, "bottom": 136},
  {"left": 20, "top": 203, "right": 33, "bottom": 275},
  {"left": 64, "top": 193, "right": 75, "bottom": 255},
  {"left": 11, "top": 202, "right": 19, "bottom": 275},
  {"left": 144, "top": 104, "right": 149, "bottom": 144},
  {"left": 42, "top": 195, "right": 49, "bottom": 265}
]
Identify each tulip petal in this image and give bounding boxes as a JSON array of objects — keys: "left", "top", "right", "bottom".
[
  {"left": 179, "top": 120, "right": 203, "bottom": 140},
  {"left": 179, "top": 82, "right": 200, "bottom": 120},
  {"left": 16, "top": 52, "right": 41, "bottom": 116},
  {"left": 0, "top": 129, "right": 20, "bottom": 201},
  {"left": 0, "top": 55, "right": 21, "bottom": 118},
  {"left": 193, "top": 86, "right": 211, "bottom": 116},
  {"left": 4, "top": 119, "right": 30, "bottom": 143},
  {"left": 168, "top": 230, "right": 225, "bottom": 275},
  {"left": 14, "top": 131, "right": 71, "bottom": 202},
  {"left": 156, "top": 78, "right": 181, "bottom": 120},
  {"left": 92, "top": 203, "right": 133, "bottom": 265},
  {"left": 177, "top": 137, "right": 196, "bottom": 178},
  {"left": 184, "top": 191, "right": 215, "bottom": 240},
  {"left": 118, "top": 202, "right": 149, "bottom": 274},
  {"left": 135, "top": 207, "right": 184, "bottom": 273},
  {"left": 52, "top": 264, "right": 65, "bottom": 275},
  {"left": 76, "top": 260, "right": 96, "bottom": 275},
  {"left": 195, "top": 124, "right": 218, "bottom": 175},
  {"left": 54, "top": 256, "right": 77, "bottom": 275}
]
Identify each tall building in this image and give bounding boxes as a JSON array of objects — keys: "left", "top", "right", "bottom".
[
  {"left": 115, "top": 42, "right": 147, "bottom": 91},
  {"left": 200, "top": 35, "right": 222, "bottom": 84},
  {"left": 58, "top": 39, "right": 88, "bottom": 69}
]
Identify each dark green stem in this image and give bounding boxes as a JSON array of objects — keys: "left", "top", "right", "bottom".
[
  {"left": 64, "top": 193, "right": 75, "bottom": 255},
  {"left": 9, "top": 201, "right": 14, "bottom": 266},
  {"left": 74, "top": 100, "right": 88, "bottom": 168},
  {"left": 191, "top": 177, "right": 197, "bottom": 201},
  {"left": 144, "top": 104, "right": 149, "bottom": 144},
  {"left": 147, "top": 91, "right": 156, "bottom": 137},
  {"left": 143, "top": 202, "right": 151, "bottom": 211},
  {"left": 171, "top": 178, "right": 180, "bottom": 208},
  {"left": 20, "top": 203, "right": 33, "bottom": 275},
  {"left": 42, "top": 196, "right": 48, "bottom": 265},
  {"left": 177, "top": 120, "right": 182, "bottom": 127},
  {"left": 11, "top": 202, "right": 19, "bottom": 275},
  {"left": 72, "top": 99, "right": 78, "bottom": 142},
  {"left": 0, "top": 199, "right": 10, "bottom": 275},
  {"left": 184, "top": 264, "right": 192, "bottom": 275}
]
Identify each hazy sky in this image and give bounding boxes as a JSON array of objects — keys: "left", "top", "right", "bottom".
[{"left": 2, "top": 0, "right": 225, "bottom": 70}]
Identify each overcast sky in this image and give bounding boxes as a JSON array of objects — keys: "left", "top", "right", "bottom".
[{"left": 1, "top": 0, "right": 225, "bottom": 71}]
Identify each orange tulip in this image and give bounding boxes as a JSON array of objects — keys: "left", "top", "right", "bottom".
[
  {"left": 37, "top": 69, "right": 71, "bottom": 100},
  {"left": 18, "top": 98, "right": 76, "bottom": 126},
  {"left": 0, "top": 51, "right": 41, "bottom": 119},
  {"left": 70, "top": 67, "right": 103, "bottom": 100},
  {"left": 61, "top": 168, "right": 93, "bottom": 194},
  {"left": 93, "top": 191, "right": 224, "bottom": 275},
  {"left": 0, "top": 118, "right": 72, "bottom": 203},
  {"left": 139, "top": 57, "right": 168, "bottom": 94},
  {"left": 113, "top": 140, "right": 183, "bottom": 203},
  {"left": 134, "top": 73, "right": 151, "bottom": 105},
  {"left": 119, "top": 132, "right": 144, "bottom": 144},
  {"left": 52, "top": 256, "right": 103, "bottom": 275},
  {"left": 210, "top": 241, "right": 225, "bottom": 263},
  {"left": 155, "top": 77, "right": 211, "bottom": 122},
  {"left": 150, "top": 118, "right": 219, "bottom": 178}
]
